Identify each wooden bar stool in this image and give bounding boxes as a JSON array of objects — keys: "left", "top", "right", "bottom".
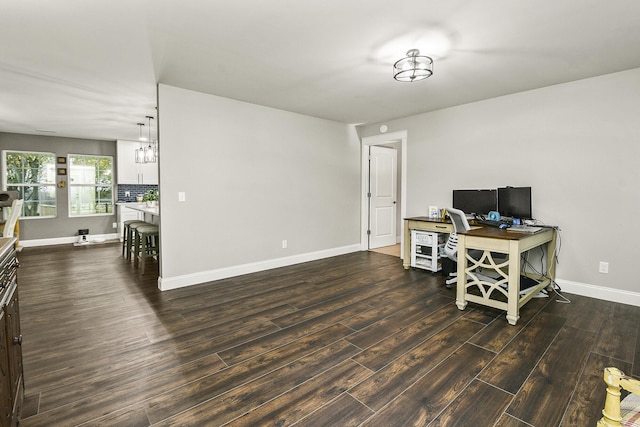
[
  {"left": 128, "top": 221, "right": 155, "bottom": 261},
  {"left": 134, "top": 224, "right": 159, "bottom": 273},
  {"left": 129, "top": 221, "right": 152, "bottom": 261},
  {"left": 122, "top": 219, "right": 145, "bottom": 259}
]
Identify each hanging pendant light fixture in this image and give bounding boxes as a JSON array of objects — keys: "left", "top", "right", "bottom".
[
  {"left": 153, "top": 137, "right": 158, "bottom": 160},
  {"left": 135, "top": 123, "right": 146, "bottom": 163},
  {"left": 143, "top": 116, "right": 156, "bottom": 163},
  {"left": 393, "top": 49, "right": 433, "bottom": 82}
]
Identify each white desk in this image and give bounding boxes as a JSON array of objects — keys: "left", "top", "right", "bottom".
[
  {"left": 455, "top": 226, "right": 557, "bottom": 325},
  {"left": 403, "top": 217, "right": 557, "bottom": 326}
]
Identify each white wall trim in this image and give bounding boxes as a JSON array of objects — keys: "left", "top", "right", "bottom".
[
  {"left": 158, "top": 243, "right": 362, "bottom": 291},
  {"left": 19, "top": 233, "right": 119, "bottom": 248},
  {"left": 361, "top": 130, "right": 408, "bottom": 253},
  {"left": 19, "top": 234, "right": 639, "bottom": 307},
  {"left": 555, "top": 278, "right": 640, "bottom": 307}
]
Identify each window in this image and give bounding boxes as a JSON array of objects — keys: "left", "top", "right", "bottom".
[
  {"left": 68, "top": 154, "right": 114, "bottom": 216},
  {"left": 2, "top": 150, "right": 56, "bottom": 218}
]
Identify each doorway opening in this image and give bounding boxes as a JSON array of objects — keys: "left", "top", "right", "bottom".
[{"left": 361, "top": 131, "right": 407, "bottom": 258}]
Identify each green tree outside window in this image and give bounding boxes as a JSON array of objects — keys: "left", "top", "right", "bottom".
[
  {"left": 3, "top": 151, "right": 56, "bottom": 218},
  {"left": 69, "top": 155, "right": 114, "bottom": 216}
]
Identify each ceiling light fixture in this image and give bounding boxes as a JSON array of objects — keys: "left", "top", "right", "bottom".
[
  {"left": 393, "top": 49, "right": 433, "bottom": 82},
  {"left": 138, "top": 122, "right": 147, "bottom": 141},
  {"left": 135, "top": 123, "right": 146, "bottom": 163},
  {"left": 143, "top": 116, "right": 156, "bottom": 163}
]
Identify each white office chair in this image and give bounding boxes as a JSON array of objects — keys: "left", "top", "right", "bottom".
[
  {"left": 1, "top": 199, "right": 24, "bottom": 238},
  {"left": 444, "top": 208, "right": 471, "bottom": 287},
  {"left": 444, "top": 207, "right": 499, "bottom": 288},
  {"left": 443, "top": 232, "right": 459, "bottom": 287}
]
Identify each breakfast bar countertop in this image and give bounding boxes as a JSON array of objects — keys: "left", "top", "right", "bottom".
[
  {"left": 0, "top": 237, "right": 16, "bottom": 260},
  {"left": 126, "top": 204, "right": 159, "bottom": 217}
]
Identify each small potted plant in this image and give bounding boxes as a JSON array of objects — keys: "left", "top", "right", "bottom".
[{"left": 142, "top": 189, "right": 159, "bottom": 207}]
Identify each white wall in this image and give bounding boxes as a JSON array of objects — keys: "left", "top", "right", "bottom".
[
  {"left": 157, "top": 85, "right": 361, "bottom": 289},
  {"left": 358, "top": 68, "right": 640, "bottom": 299}
]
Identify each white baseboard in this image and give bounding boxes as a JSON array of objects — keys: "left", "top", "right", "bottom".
[
  {"left": 158, "top": 244, "right": 361, "bottom": 291},
  {"left": 17, "top": 237, "right": 639, "bottom": 307},
  {"left": 19, "top": 233, "right": 119, "bottom": 248},
  {"left": 555, "top": 278, "right": 640, "bottom": 307}
]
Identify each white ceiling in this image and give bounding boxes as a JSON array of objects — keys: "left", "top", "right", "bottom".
[{"left": 1, "top": 0, "right": 640, "bottom": 142}]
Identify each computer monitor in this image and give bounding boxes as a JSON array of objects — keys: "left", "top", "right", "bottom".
[
  {"left": 452, "top": 189, "right": 497, "bottom": 216},
  {"left": 497, "top": 186, "right": 532, "bottom": 219}
]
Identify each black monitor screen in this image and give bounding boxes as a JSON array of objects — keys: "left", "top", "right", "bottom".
[
  {"left": 452, "top": 189, "right": 497, "bottom": 216},
  {"left": 498, "top": 187, "right": 532, "bottom": 219}
]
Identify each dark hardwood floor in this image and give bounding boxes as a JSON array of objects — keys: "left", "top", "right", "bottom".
[{"left": 16, "top": 242, "right": 639, "bottom": 426}]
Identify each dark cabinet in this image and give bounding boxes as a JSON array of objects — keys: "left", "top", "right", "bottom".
[
  {"left": 0, "top": 282, "right": 23, "bottom": 427},
  {"left": 5, "top": 285, "right": 22, "bottom": 426},
  {"left": 0, "top": 310, "right": 10, "bottom": 427}
]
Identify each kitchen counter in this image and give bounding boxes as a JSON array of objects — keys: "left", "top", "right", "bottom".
[
  {"left": 126, "top": 204, "right": 159, "bottom": 224},
  {"left": 0, "top": 238, "right": 17, "bottom": 261},
  {"left": 126, "top": 204, "right": 158, "bottom": 216}
]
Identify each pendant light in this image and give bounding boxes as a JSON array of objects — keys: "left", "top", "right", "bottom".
[
  {"left": 135, "top": 123, "right": 146, "bottom": 163},
  {"left": 143, "top": 116, "right": 156, "bottom": 163}
]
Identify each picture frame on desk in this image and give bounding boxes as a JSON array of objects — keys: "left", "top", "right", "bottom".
[{"left": 428, "top": 205, "right": 439, "bottom": 218}]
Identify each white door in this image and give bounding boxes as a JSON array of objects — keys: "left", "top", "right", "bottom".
[{"left": 369, "top": 145, "right": 397, "bottom": 249}]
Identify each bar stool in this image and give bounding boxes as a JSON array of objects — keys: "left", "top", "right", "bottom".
[
  {"left": 122, "top": 220, "right": 146, "bottom": 259},
  {"left": 134, "top": 224, "right": 159, "bottom": 273}
]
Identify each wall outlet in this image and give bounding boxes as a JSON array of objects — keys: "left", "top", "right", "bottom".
[
  {"left": 599, "top": 261, "right": 609, "bottom": 274},
  {"left": 282, "top": 240, "right": 287, "bottom": 249},
  {"left": 125, "top": 191, "right": 130, "bottom": 197},
  {"left": 112, "top": 222, "right": 117, "bottom": 229}
]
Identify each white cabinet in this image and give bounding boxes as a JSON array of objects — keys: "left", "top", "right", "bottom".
[
  {"left": 410, "top": 230, "right": 446, "bottom": 272},
  {"left": 116, "top": 204, "right": 144, "bottom": 241},
  {"left": 116, "top": 140, "right": 158, "bottom": 185}
]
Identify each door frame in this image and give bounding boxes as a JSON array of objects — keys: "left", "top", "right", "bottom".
[{"left": 361, "top": 130, "right": 407, "bottom": 256}]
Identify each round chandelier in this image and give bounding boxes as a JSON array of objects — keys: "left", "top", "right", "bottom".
[{"left": 393, "top": 49, "right": 433, "bottom": 82}]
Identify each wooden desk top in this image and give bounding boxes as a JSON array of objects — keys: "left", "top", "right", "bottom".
[
  {"left": 405, "top": 216, "right": 552, "bottom": 241},
  {"left": 460, "top": 226, "right": 551, "bottom": 240},
  {"left": 405, "top": 216, "right": 451, "bottom": 224}
]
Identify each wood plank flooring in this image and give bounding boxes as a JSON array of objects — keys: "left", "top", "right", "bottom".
[{"left": 15, "top": 242, "right": 639, "bottom": 426}]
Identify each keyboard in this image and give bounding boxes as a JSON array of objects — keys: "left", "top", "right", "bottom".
[{"left": 506, "top": 225, "right": 542, "bottom": 233}]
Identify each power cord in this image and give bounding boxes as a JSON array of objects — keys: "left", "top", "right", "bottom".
[
  {"left": 519, "top": 224, "right": 569, "bottom": 303},
  {"left": 550, "top": 280, "right": 571, "bottom": 304}
]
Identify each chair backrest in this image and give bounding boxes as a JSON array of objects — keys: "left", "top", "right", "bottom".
[
  {"left": 444, "top": 232, "right": 458, "bottom": 262},
  {"left": 1, "top": 199, "right": 23, "bottom": 238},
  {"left": 446, "top": 207, "right": 471, "bottom": 233},
  {"left": 443, "top": 207, "right": 472, "bottom": 262}
]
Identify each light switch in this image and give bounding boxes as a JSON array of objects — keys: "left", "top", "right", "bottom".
[{"left": 178, "top": 192, "right": 186, "bottom": 202}]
